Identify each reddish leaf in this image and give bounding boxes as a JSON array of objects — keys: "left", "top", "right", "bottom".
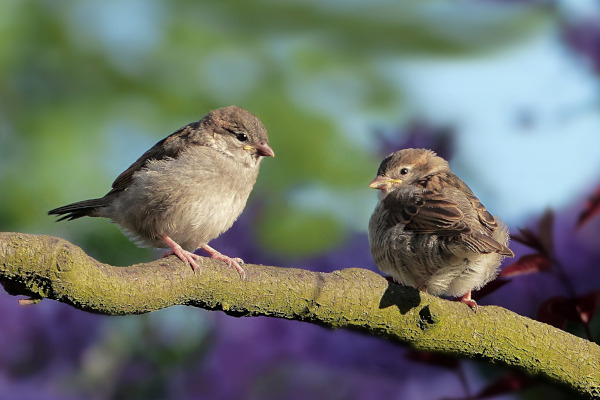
[
  {"left": 577, "top": 184, "right": 600, "bottom": 229},
  {"left": 511, "top": 228, "right": 547, "bottom": 254},
  {"left": 574, "top": 291, "right": 599, "bottom": 324},
  {"left": 537, "top": 209, "right": 554, "bottom": 256},
  {"left": 499, "top": 254, "right": 552, "bottom": 278},
  {"left": 471, "top": 278, "right": 512, "bottom": 301},
  {"left": 405, "top": 351, "right": 459, "bottom": 370},
  {"left": 538, "top": 293, "right": 599, "bottom": 341},
  {"left": 537, "top": 296, "right": 569, "bottom": 329},
  {"left": 536, "top": 293, "right": 598, "bottom": 328},
  {"left": 473, "top": 372, "right": 535, "bottom": 399}
]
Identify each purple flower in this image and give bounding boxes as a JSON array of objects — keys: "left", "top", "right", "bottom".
[
  {"left": 374, "top": 118, "right": 455, "bottom": 160},
  {"left": 563, "top": 18, "right": 600, "bottom": 74}
]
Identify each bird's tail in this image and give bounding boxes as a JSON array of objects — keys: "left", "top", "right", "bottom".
[{"left": 48, "top": 198, "right": 107, "bottom": 221}]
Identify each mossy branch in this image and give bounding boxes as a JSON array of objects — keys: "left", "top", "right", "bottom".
[{"left": 0, "top": 232, "right": 598, "bottom": 398}]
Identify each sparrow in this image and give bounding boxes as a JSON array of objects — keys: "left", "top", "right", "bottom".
[
  {"left": 368, "top": 148, "right": 513, "bottom": 309},
  {"left": 49, "top": 106, "right": 274, "bottom": 279}
]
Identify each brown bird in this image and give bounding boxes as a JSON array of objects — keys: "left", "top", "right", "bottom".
[
  {"left": 368, "top": 148, "right": 513, "bottom": 309},
  {"left": 49, "top": 106, "right": 274, "bottom": 279}
]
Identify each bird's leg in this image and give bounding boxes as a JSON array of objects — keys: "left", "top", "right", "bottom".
[
  {"left": 200, "top": 244, "right": 246, "bottom": 280},
  {"left": 416, "top": 283, "right": 428, "bottom": 292},
  {"left": 161, "top": 235, "right": 201, "bottom": 271},
  {"left": 460, "top": 290, "right": 478, "bottom": 312}
]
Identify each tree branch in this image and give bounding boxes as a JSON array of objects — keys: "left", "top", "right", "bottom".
[{"left": 1, "top": 232, "right": 598, "bottom": 398}]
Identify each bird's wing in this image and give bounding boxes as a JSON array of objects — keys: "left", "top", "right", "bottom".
[
  {"left": 383, "top": 187, "right": 512, "bottom": 255},
  {"left": 108, "top": 122, "right": 201, "bottom": 194},
  {"left": 461, "top": 231, "right": 513, "bottom": 256},
  {"left": 454, "top": 178, "right": 499, "bottom": 233},
  {"left": 383, "top": 188, "right": 469, "bottom": 234},
  {"left": 448, "top": 177, "right": 513, "bottom": 256}
]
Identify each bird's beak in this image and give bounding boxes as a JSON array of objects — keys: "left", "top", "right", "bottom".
[
  {"left": 369, "top": 176, "right": 402, "bottom": 190},
  {"left": 244, "top": 143, "right": 275, "bottom": 158}
]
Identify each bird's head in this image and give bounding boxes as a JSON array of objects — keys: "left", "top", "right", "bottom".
[
  {"left": 205, "top": 106, "right": 275, "bottom": 164},
  {"left": 369, "top": 148, "right": 449, "bottom": 194}
]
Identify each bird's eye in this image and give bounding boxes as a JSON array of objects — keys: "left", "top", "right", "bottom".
[
  {"left": 400, "top": 168, "right": 409, "bottom": 175},
  {"left": 235, "top": 132, "right": 248, "bottom": 142}
]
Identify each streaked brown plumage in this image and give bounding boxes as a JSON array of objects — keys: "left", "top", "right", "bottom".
[
  {"left": 49, "top": 106, "right": 274, "bottom": 278},
  {"left": 368, "top": 148, "right": 513, "bottom": 309}
]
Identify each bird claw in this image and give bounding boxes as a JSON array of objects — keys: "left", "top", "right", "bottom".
[
  {"left": 162, "top": 248, "right": 201, "bottom": 271},
  {"left": 161, "top": 235, "right": 202, "bottom": 271},
  {"left": 160, "top": 236, "right": 247, "bottom": 278},
  {"left": 201, "top": 244, "right": 246, "bottom": 280},
  {"left": 211, "top": 253, "right": 246, "bottom": 280},
  {"left": 460, "top": 291, "right": 478, "bottom": 312}
]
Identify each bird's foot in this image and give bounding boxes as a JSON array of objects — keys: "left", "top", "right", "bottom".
[
  {"left": 201, "top": 244, "right": 246, "bottom": 280},
  {"left": 161, "top": 235, "right": 201, "bottom": 271},
  {"left": 460, "top": 291, "right": 478, "bottom": 312}
]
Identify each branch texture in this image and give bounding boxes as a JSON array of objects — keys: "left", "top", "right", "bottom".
[{"left": 1, "top": 232, "right": 599, "bottom": 398}]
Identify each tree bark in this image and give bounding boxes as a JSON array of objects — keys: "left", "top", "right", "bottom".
[{"left": 1, "top": 232, "right": 598, "bottom": 398}]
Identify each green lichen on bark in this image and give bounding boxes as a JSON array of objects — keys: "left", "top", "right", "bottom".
[{"left": 1, "top": 232, "right": 599, "bottom": 398}]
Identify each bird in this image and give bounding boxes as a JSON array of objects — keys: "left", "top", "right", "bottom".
[
  {"left": 367, "top": 148, "right": 513, "bottom": 310},
  {"left": 49, "top": 105, "right": 274, "bottom": 279}
]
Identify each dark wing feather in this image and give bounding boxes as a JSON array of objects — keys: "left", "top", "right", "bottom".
[
  {"left": 444, "top": 175, "right": 513, "bottom": 255},
  {"left": 447, "top": 174, "right": 498, "bottom": 233},
  {"left": 48, "top": 198, "right": 108, "bottom": 221},
  {"left": 383, "top": 188, "right": 469, "bottom": 235},
  {"left": 383, "top": 186, "right": 512, "bottom": 256},
  {"left": 108, "top": 122, "right": 201, "bottom": 194},
  {"left": 462, "top": 232, "right": 513, "bottom": 256}
]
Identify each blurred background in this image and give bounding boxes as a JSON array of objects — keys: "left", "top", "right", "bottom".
[{"left": 1, "top": 0, "right": 600, "bottom": 399}]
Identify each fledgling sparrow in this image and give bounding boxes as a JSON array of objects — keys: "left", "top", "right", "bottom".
[
  {"left": 368, "top": 148, "right": 513, "bottom": 309},
  {"left": 49, "top": 106, "right": 274, "bottom": 279}
]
